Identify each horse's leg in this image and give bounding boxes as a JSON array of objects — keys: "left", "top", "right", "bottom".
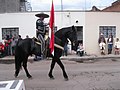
[
  {"left": 22, "top": 57, "right": 32, "bottom": 79},
  {"left": 48, "top": 58, "right": 56, "bottom": 79},
  {"left": 14, "top": 56, "right": 21, "bottom": 78},
  {"left": 56, "top": 58, "right": 68, "bottom": 81},
  {"left": 15, "top": 65, "right": 21, "bottom": 78}
]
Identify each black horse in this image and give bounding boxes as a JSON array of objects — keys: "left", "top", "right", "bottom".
[
  {"left": 14, "top": 26, "right": 77, "bottom": 80},
  {"left": 14, "top": 38, "right": 41, "bottom": 78}
]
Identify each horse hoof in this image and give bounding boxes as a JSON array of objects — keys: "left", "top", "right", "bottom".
[
  {"left": 48, "top": 73, "right": 54, "bottom": 80},
  {"left": 14, "top": 74, "right": 18, "bottom": 78},
  {"left": 28, "top": 75, "right": 32, "bottom": 79},
  {"left": 64, "top": 78, "right": 69, "bottom": 81},
  {"left": 50, "top": 77, "right": 55, "bottom": 80}
]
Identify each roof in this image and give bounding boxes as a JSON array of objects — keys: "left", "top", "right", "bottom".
[{"left": 102, "top": 0, "right": 120, "bottom": 12}]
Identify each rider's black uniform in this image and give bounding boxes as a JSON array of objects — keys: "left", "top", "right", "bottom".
[
  {"left": 36, "top": 19, "right": 46, "bottom": 38},
  {"left": 36, "top": 18, "right": 47, "bottom": 59}
]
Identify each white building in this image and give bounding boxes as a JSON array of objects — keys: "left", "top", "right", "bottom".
[{"left": 0, "top": 11, "right": 120, "bottom": 55}]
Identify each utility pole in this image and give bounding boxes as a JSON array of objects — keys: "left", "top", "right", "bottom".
[
  {"left": 61, "top": 0, "right": 63, "bottom": 11},
  {"left": 60, "top": 0, "right": 63, "bottom": 29},
  {"left": 85, "top": 0, "right": 86, "bottom": 11}
]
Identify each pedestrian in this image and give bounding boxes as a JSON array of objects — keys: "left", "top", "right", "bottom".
[
  {"left": 4, "top": 35, "right": 11, "bottom": 56},
  {"left": 98, "top": 33, "right": 106, "bottom": 55},
  {"left": 26, "top": 35, "right": 29, "bottom": 38},
  {"left": 107, "top": 33, "right": 113, "bottom": 54},
  {"left": 114, "top": 38, "right": 120, "bottom": 55},
  {"left": 11, "top": 37, "right": 17, "bottom": 55},
  {"left": 63, "top": 40, "right": 68, "bottom": 56},
  {"left": 18, "top": 35, "right": 22, "bottom": 42},
  {"left": 77, "top": 43, "right": 84, "bottom": 56},
  {"left": 15, "top": 35, "right": 22, "bottom": 48}
]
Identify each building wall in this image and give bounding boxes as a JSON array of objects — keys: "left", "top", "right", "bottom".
[
  {"left": 0, "top": 11, "right": 120, "bottom": 55},
  {"left": 0, "top": 11, "right": 85, "bottom": 39},
  {"left": 0, "top": 0, "right": 5, "bottom": 13},
  {"left": 0, "top": 13, "right": 36, "bottom": 39},
  {"left": 49, "top": 11, "right": 85, "bottom": 30},
  {"left": 0, "top": 0, "right": 22, "bottom": 13},
  {"left": 85, "top": 12, "right": 120, "bottom": 55}
]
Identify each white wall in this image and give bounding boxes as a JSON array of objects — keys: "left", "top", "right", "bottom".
[
  {"left": 0, "top": 11, "right": 85, "bottom": 40},
  {"left": 56, "top": 11, "right": 85, "bottom": 29},
  {"left": 0, "top": 13, "right": 36, "bottom": 40},
  {"left": 0, "top": 11, "right": 120, "bottom": 55},
  {"left": 85, "top": 12, "right": 120, "bottom": 55}
]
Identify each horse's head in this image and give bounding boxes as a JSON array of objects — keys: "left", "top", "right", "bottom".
[{"left": 66, "top": 25, "right": 77, "bottom": 44}]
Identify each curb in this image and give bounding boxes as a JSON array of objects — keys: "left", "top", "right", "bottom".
[
  {"left": 0, "top": 55, "right": 120, "bottom": 64},
  {"left": 61, "top": 55, "right": 120, "bottom": 62}
]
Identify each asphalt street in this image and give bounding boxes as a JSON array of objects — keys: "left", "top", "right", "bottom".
[{"left": 0, "top": 58, "right": 120, "bottom": 90}]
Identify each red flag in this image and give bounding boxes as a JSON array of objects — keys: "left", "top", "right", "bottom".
[{"left": 49, "top": 0, "right": 54, "bottom": 55}]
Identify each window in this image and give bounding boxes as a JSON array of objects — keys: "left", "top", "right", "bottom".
[
  {"left": 76, "top": 26, "right": 83, "bottom": 41},
  {"left": 99, "top": 26, "right": 116, "bottom": 38},
  {"left": 2, "top": 27, "right": 19, "bottom": 40}
]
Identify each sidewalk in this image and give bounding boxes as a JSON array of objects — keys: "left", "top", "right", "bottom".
[
  {"left": 0, "top": 54, "right": 120, "bottom": 64},
  {"left": 61, "top": 54, "right": 120, "bottom": 60}
]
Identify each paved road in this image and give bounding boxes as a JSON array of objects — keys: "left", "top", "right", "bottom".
[{"left": 0, "top": 59, "right": 120, "bottom": 90}]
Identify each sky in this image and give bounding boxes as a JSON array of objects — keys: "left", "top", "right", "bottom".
[{"left": 27, "top": 0, "right": 117, "bottom": 11}]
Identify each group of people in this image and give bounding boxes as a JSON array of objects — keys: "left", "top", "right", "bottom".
[
  {"left": 98, "top": 33, "right": 120, "bottom": 55},
  {"left": 0, "top": 35, "right": 22, "bottom": 57}
]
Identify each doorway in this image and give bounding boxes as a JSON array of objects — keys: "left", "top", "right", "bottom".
[{"left": 72, "top": 26, "right": 83, "bottom": 51}]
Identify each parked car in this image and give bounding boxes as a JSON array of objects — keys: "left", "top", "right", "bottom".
[{"left": 0, "top": 42, "right": 5, "bottom": 58}]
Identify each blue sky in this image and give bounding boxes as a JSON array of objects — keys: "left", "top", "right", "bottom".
[{"left": 28, "top": 0, "right": 117, "bottom": 11}]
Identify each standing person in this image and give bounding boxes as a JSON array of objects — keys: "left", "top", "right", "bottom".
[
  {"left": 18, "top": 35, "right": 22, "bottom": 42},
  {"left": 11, "top": 37, "right": 17, "bottom": 55},
  {"left": 26, "top": 35, "right": 29, "bottom": 38},
  {"left": 63, "top": 40, "right": 68, "bottom": 56},
  {"left": 4, "top": 35, "right": 11, "bottom": 56},
  {"left": 98, "top": 33, "right": 106, "bottom": 55},
  {"left": 107, "top": 34, "right": 114, "bottom": 54},
  {"left": 15, "top": 35, "right": 22, "bottom": 47},
  {"left": 35, "top": 12, "right": 49, "bottom": 60},
  {"left": 114, "top": 38, "right": 120, "bottom": 55}
]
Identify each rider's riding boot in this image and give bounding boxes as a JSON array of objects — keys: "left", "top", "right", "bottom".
[{"left": 41, "top": 48, "right": 46, "bottom": 60}]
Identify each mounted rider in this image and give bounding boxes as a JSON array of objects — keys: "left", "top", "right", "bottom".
[{"left": 35, "top": 12, "right": 49, "bottom": 59}]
